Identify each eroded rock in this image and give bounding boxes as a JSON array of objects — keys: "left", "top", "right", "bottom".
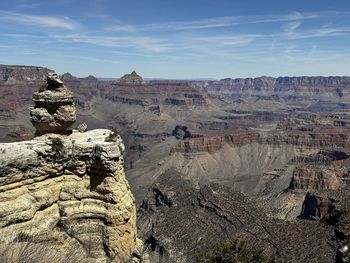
[
  {"left": 0, "top": 129, "right": 138, "bottom": 262},
  {"left": 299, "top": 192, "right": 337, "bottom": 220},
  {"left": 30, "top": 73, "right": 76, "bottom": 135}
]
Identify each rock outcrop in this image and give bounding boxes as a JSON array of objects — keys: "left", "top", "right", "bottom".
[
  {"left": 117, "top": 71, "right": 146, "bottom": 85},
  {"left": 172, "top": 125, "right": 192, "bottom": 140},
  {"left": 0, "top": 64, "right": 52, "bottom": 82},
  {"left": 264, "top": 126, "right": 350, "bottom": 148},
  {"left": 299, "top": 192, "right": 337, "bottom": 220},
  {"left": 0, "top": 129, "right": 138, "bottom": 262},
  {"left": 30, "top": 73, "right": 76, "bottom": 135},
  {"left": 171, "top": 128, "right": 259, "bottom": 153},
  {"left": 290, "top": 166, "right": 339, "bottom": 191}
]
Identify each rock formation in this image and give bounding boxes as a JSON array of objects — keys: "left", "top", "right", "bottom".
[
  {"left": 171, "top": 128, "right": 259, "bottom": 153},
  {"left": 0, "top": 129, "right": 138, "bottom": 262},
  {"left": 0, "top": 64, "right": 52, "bottom": 82},
  {"left": 30, "top": 73, "right": 76, "bottom": 135},
  {"left": 117, "top": 71, "right": 146, "bottom": 85},
  {"left": 299, "top": 192, "right": 337, "bottom": 220},
  {"left": 290, "top": 166, "right": 339, "bottom": 191},
  {"left": 0, "top": 72, "right": 141, "bottom": 262},
  {"left": 172, "top": 125, "right": 192, "bottom": 140}
]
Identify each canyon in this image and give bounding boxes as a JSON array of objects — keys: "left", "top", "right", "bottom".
[{"left": 1, "top": 64, "right": 350, "bottom": 262}]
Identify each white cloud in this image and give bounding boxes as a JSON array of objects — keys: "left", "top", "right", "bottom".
[
  {"left": 104, "top": 11, "right": 331, "bottom": 33},
  {"left": 283, "top": 21, "right": 302, "bottom": 33},
  {"left": 285, "top": 26, "right": 350, "bottom": 39},
  {"left": 0, "top": 11, "right": 78, "bottom": 30},
  {"left": 51, "top": 33, "right": 170, "bottom": 52},
  {"left": 104, "top": 24, "right": 137, "bottom": 32},
  {"left": 197, "top": 35, "right": 258, "bottom": 46},
  {"left": 105, "top": 17, "right": 238, "bottom": 32}
]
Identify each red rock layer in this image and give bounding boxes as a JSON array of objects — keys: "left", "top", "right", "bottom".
[
  {"left": 265, "top": 126, "right": 350, "bottom": 148},
  {"left": 171, "top": 129, "right": 259, "bottom": 153},
  {"left": 290, "top": 167, "right": 339, "bottom": 191}
]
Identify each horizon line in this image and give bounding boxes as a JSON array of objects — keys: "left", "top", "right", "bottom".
[{"left": 1, "top": 64, "right": 350, "bottom": 80}]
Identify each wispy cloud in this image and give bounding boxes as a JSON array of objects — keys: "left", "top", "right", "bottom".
[
  {"left": 45, "top": 22, "right": 350, "bottom": 58},
  {"left": 0, "top": 11, "right": 78, "bottom": 30},
  {"left": 105, "top": 17, "right": 239, "bottom": 32},
  {"left": 284, "top": 26, "right": 350, "bottom": 39},
  {"left": 104, "top": 11, "right": 329, "bottom": 33},
  {"left": 197, "top": 35, "right": 258, "bottom": 46},
  {"left": 51, "top": 33, "right": 170, "bottom": 52},
  {"left": 0, "top": 32, "right": 47, "bottom": 39},
  {"left": 283, "top": 21, "right": 302, "bottom": 33}
]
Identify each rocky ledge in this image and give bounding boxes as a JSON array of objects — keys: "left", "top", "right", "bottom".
[{"left": 0, "top": 129, "right": 138, "bottom": 262}]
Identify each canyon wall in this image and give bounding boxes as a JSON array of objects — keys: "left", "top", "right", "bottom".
[
  {"left": 198, "top": 76, "right": 350, "bottom": 99},
  {"left": 0, "top": 129, "right": 138, "bottom": 262}
]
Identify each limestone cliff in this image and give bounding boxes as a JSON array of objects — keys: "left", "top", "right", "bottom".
[{"left": 0, "top": 129, "right": 138, "bottom": 262}]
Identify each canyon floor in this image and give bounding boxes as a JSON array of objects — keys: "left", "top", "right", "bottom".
[{"left": 1, "top": 65, "right": 350, "bottom": 262}]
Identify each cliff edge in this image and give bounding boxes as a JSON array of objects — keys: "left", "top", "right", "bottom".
[{"left": 0, "top": 129, "right": 138, "bottom": 262}]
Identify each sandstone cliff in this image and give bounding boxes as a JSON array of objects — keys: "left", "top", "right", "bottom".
[
  {"left": 0, "top": 129, "right": 138, "bottom": 262},
  {"left": 0, "top": 64, "right": 52, "bottom": 82}
]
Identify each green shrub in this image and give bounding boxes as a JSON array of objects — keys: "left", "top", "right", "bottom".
[{"left": 196, "top": 238, "right": 274, "bottom": 263}]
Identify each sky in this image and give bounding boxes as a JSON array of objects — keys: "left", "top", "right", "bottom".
[{"left": 0, "top": 0, "right": 350, "bottom": 79}]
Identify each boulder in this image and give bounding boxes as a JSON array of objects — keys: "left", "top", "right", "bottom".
[{"left": 30, "top": 73, "right": 76, "bottom": 135}]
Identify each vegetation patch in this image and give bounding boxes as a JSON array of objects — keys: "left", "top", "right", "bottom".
[{"left": 196, "top": 238, "right": 275, "bottom": 263}]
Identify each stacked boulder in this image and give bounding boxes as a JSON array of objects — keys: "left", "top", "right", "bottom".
[{"left": 30, "top": 72, "right": 76, "bottom": 135}]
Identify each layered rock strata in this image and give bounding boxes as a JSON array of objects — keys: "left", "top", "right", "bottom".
[
  {"left": 0, "top": 129, "right": 138, "bottom": 262},
  {"left": 171, "top": 128, "right": 259, "bottom": 153},
  {"left": 30, "top": 73, "right": 76, "bottom": 135},
  {"left": 264, "top": 126, "right": 350, "bottom": 148},
  {"left": 198, "top": 76, "right": 350, "bottom": 99},
  {"left": 290, "top": 166, "right": 340, "bottom": 191}
]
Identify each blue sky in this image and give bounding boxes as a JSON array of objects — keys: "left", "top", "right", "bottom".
[{"left": 0, "top": 0, "right": 350, "bottom": 78}]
